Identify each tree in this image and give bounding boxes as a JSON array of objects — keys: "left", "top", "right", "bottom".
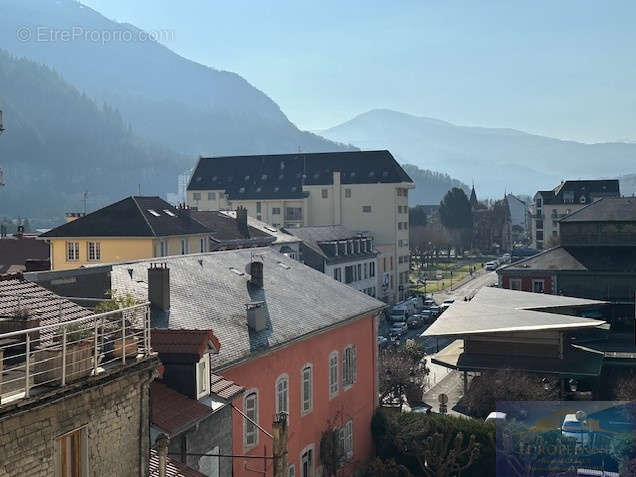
[
  {"left": 409, "top": 206, "right": 428, "bottom": 228},
  {"left": 439, "top": 188, "right": 473, "bottom": 255},
  {"left": 379, "top": 344, "right": 429, "bottom": 410}
]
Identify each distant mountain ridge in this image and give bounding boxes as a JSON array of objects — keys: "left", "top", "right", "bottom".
[
  {"left": 321, "top": 109, "right": 636, "bottom": 198},
  {"left": 0, "top": 0, "right": 351, "bottom": 157}
]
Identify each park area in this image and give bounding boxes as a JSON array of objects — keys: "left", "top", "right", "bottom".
[{"left": 409, "top": 259, "right": 487, "bottom": 294}]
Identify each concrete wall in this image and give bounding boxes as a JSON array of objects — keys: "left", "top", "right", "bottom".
[{"left": 0, "top": 362, "right": 156, "bottom": 477}]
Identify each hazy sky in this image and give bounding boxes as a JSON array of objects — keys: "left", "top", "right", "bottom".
[{"left": 80, "top": 0, "right": 636, "bottom": 143}]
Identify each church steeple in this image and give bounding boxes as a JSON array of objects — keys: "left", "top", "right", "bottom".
[{"left": 469, "top": 182, "right": 478, "bottom": 209}]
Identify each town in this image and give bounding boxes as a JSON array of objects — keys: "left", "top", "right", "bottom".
[{"left": 1, "top": 2, "right": 635, "bottom": 477}]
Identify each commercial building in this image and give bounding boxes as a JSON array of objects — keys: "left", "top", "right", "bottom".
[
  {"left": 530, "top": 180, "right": 620, "bottom": 249},
  {"left": 186, "top": 150, "right": 414, "bottom": 303}
]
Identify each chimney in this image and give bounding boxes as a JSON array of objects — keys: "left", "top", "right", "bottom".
[
  {"left": 249, "top": 260, "right": 264, "bottom": 288},
  {"left": 148, "top": 263, "right": 170, "bottom": 311},
  {"left": 65, "top": 212, "right": 85, "bottom": 223},
  {"left": 246, "top": 301, "right": 266, "bottom": 332},
  {"left": 15, "top": 225, "right": 24, "bottom": 238},
  {"left": 236, "top": 206, "right": 249, "bottom": 236}
]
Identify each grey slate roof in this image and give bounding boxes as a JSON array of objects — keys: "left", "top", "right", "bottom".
[
  {"left": 559, "top": 197, "right": 636, "bottom": 222},
  {"left": 187, "top": 150, "right": 413, "bottom": 199},
  {"left": 109, "top": 249, "right": 384, "bottom": 370},
  {"left": 290, "top": 225, "right": 375, "bottom": 261},
  {"left": 422, "top": 288, "right": 605, "bottom": 337},
  {"left": 219, "top": 211, "right": 301, "bottom": 245},
  {"left": 40, "top": 196, "right": 209, "bottom": 238},
  {"left": 188, "top": 210, "right": 273, "bottom": 244},
  {"left": 500, "top": 246, "right": 636, "bottom": 273},
  {"left": 536, "top": 180, "right": 620, "bottom": 205}
]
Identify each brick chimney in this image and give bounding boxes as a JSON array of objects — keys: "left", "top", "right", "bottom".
[
  {"left": 148, "top": 263, "right": 170, "bottom": 311},
  {"left": 65, "top": 212, "right": 85, "bottom": 223},
  {"left": 236, "top": 206, "right": 249, "bottom": 236}
]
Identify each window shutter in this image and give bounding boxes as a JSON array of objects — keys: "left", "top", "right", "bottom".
[{"left": 352, "top": 346, "right": 357, "bottom": 384}]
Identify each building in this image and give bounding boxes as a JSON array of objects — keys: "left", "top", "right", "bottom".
[
  {"left": 499, "top": 197, "right": 636, "bottom": 303},
  {"left": 530, "top": 180, "right": 620, "bottom": 249},
  {"left": 289, "top": 225, "right": 378, "bottom": 297},
  {"left": 39, "top": 197, "right": 282, "bottom": 270},
  {"left": 219, "top": 210, "right": 302, "bottom": 260},
  {"left": 0, "top": 274, "right": 158, "bottom": 476},
  {"left": 27, "top": 249, "right": 385, "bottom": 477},
  {"left": 470, "top": 188, "right": 512, "bottom": 253},
  {"left": 423, "top": 287, "right": 617, "bottom": 398},
  {"left": 185, "top": 150, "right": 414, "bottom": 303},
  {"left": 0, "top": 232, "right": 49, "bottom": 274}
]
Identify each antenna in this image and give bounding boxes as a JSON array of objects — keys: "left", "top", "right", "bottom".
[
  {"left": 138, "top": 183, "right": 141, "bottom": 195},
  {"left": 83, "top": 191, "right": 88, "bottom": 215},
  {"left": 0, "top": 110, "right": 5, "bottom": 187}
]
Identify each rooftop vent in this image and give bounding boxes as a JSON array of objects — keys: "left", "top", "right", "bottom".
[{"left": 246, "top": 301, "right": 266, "bottom": 332}]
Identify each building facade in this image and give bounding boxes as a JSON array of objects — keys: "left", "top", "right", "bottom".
[
  {"left": 530, "top": 180, "right": 620, "bottom": 249},
  {"left": 185, "top": 151, "right": 414, "bottom": 303}
]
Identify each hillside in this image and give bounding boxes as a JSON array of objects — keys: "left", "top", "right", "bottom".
[
  {"left": 0, "top": 50, "right": 182, "bottom": 217},
  {"left": 402, "top": 164, "right": 469, "bottom": 205},
  {"left": 321, "top": 109, "right": 636, "bottom": 198},
  {"left": 0, "top": 0, "right": 351, "bottom": 156}
]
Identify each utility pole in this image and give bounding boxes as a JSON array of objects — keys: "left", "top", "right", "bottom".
[
  {"left": 272, "top": 413, "right": 288, "bottom": 477},
  {"left": 0, "top": 109, "right": 5, "bottom": 187}
]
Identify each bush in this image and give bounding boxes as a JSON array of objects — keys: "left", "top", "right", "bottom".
[{"left": 356, "top": 458, "right": 412, "bottom": 477}]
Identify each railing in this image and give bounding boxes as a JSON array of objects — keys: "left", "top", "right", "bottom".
[{"left": 0, "top": 302, "right": 151, "bottom": 406}]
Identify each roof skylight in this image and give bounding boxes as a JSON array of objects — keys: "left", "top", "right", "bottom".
[
  {"left": 147, "top": 209, "right": 160, "bottom": 217},
  {"left": 163, "top": 209, "right": 176, "bottom": 217}
]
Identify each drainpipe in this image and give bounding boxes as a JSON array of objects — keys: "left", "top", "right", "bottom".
[{"left": 156, "top": 434, "right": 169, "bottom": 477}]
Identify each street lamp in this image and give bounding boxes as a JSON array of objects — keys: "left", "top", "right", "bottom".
[{"left": 0, "top": 109, "right": 5, "bottom": 135}]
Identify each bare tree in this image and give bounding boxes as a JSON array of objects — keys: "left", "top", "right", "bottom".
[{"left": 379, "top": 345, "right": 429, "bottom": 410}]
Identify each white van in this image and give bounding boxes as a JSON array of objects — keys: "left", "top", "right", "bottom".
[{"left": 390, "top": 306, "right": 408, "bottom": 322}]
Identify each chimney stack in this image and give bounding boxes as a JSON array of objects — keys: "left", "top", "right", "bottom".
[
  {"left": 148, "top": 263, "right": 170, "bottom": 311},
  {"left": 236, "top": 206, "right": 249, "bottom": 236},
  {"left": 65, "top": 212, "right": 85, "bottom": 223},
  {"left": 249, "top": 260, "right": 264, "bottom": 288}
]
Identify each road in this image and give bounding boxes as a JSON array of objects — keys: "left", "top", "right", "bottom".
[{"left": 432, "top": 269, "right": 498, "bottom": 303}]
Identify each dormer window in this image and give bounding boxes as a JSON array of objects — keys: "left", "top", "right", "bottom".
[{"left": 196, "top": 355, "right": 210, "bottom": 399}]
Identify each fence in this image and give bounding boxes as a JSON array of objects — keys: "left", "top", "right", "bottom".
[{"left": 0, "top": 302, "right": 151, "bottom": 406}]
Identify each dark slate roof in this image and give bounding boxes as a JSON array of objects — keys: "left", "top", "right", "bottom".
[
  {"left": 560, "top": 197, "right": 636, "bottom": 222},
  {"left": 220, "top": 211, "right": 301, "bottom": 245},
  {"left": 187, "top": 150, "right": 413, "bottom": 199},
  {"left": 290, "top": 225, "right": 375, "bottom": 261},
  {"left": 0, "top": 236, "right": 49, "bottom": 274},
  {"left": 189, "top": 211, "right": 272, "bottom": 242},
  {"left": 110, "top": 249, "right": 385, "bottom": 369},
  {"left": 40, "top": 196, "right": 209, "bottom": 238},
  {"left": 536, "top": 180, "right": 620, "bottom": 205},
  {"left": 150, "top": 381, "right": 214, "bottom": 437},
  {"left": 501, "top": 246, "right": 636, "bottom": 273},
  {"left": 149, "top": 449, "right": 206, "bottom": 477},
  {"left": 151, "top": 329, "right": 221, "bottom": 357}
]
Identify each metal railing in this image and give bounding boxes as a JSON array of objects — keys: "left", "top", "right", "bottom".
[{"left": 0, "top": 302, "right": 151, "bottom": 406}]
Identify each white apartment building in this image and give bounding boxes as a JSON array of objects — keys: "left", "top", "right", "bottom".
[
  {"left": 186, "top": 150, "right": 414, "bottom": 303},
  {"left": 531, "top": 180, "right": 620, "bottom": 250}
]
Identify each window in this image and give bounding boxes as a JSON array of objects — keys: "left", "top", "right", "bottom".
[
  {"left": 398, "top": 222, "right": 403, "bottom": 230},
  {"left": 196, "top": 355, "right": 210, "bottom": 398},
  {"left": 301, "top": 445, "right": 314, "bottom": 477},
  {"left": 192, "top": 192, "right": 201, "bottom": 201},
  {"left": 207, "top": 192, "right": 216, "bottom": 200},
  {"left": 244, "top": 391, "right": 259, "bottom": 449},
  {"left": 342, "top": 346, "right": 357, "bottom": 388},
  {"left": 272, "top": 207, "right": 281, "bottom": 215},
  {"left": 338, "top": 420, "right": 354, "bottom": 461},
  {"left": 357, "top": 264, "right": 362, "bottom": 281},
  {"left": 344, "top": 266, "right": 353, "bottom": 284},
  {"left": 288, "top": 465, "right": 296, "bottom": 477},
  {"left": 200, "top": 237, "right": 207, "bottom": 253},
  {"left": 532, "top": 279, "right": 545, "bottom": 293},
  {"left": 256, "top": 202, "right": 262, "bottom": 213},
  {"left": 56, "top": 427, "right": 86, "bottom": 477},
  {"left": 509, "top": 279, "right": 522, "bottom": 291},
  {"left": 345, "top": 188, "right": 351, "bottom": 198},
  {"left": 321, "top": 189, "right": 328, "bottom": 199},
  {"left": 87, "top": 242, "right": 100, "bottom": 261},
  {"left": 333, "top": 267, "right": 342, "bottom": 282},
  {"left": 147, "top": 209, "right": 161, "bottom": 217},
  {"left": 301, "top": 364, "right": 313, "bottom": 415},
  {"left": 66, "top": 242, "right": 79, "bottom": 261},
  {"left": 363, "top": 263, "right": 368, "bottom": 279},
  {"left": 285, "top": 207, "right": 303, "bottom": 221},
  {"left": 362, "top": 205, "right": 372, "bottom": 213},
  {"left": 536, "top": 220, "right": 544, "bottom": 230},
  {"left": 160, "top": 240, "right": 168, "bottom": 257},
  {"left": 390, "top": 256, "right": 393, "bottom": 270},
  {"left": 276, "top": 374, "right": 289, "bottom": 417},
  {"left": 369, "top": 262, "right": 375, "bottom": 278},
  {"left": 181, "top": 239, "right": 188, "bottom": 255},
  {"left": 329, "top": 351, "right": 339, "bottom": 398}
]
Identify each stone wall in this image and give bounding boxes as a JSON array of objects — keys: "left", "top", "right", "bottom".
[{"left": 0, "top": 360, "right": 156, "bottom": 477}]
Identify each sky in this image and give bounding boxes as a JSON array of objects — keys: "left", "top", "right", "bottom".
[{"left": 80, "top": 0, "right": 636, "bottom": 143}]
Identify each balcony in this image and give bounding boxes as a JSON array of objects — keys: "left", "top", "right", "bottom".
[{"left": 0, "top": 302, "right": 152, "bottom": 407}]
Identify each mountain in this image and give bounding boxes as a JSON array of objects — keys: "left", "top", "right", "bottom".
[
  {"left": 321, "top": 109, "right": 636, "bottom": 198},
  {"left": 0, "top": 50, "right": 182, "bottom": 217},
  {"left": 401, "top": 164, "right": 469, "bottom": 205},
  {"left": 619, "top": 174, "right": 636, "bottom": 196},
  {"left": 0, "top": 0, "right": 350, "bottom": 157}
]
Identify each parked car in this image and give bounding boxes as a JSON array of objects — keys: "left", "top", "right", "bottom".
[
  {"left": 407, "top": 314, "right": 422, "bottom": 329},
  {"left": 423, "top": 299, "right": 435, "bottom": 308},
  {"left": 486, "top": 261, "right": 498, "bottom": 271},
  {"left": 377, "top": 335, "right": 388, "bottom": 349},
  {"left": 390, "top": 322, "right": 408, "bottom": 337},
  {"left": 419, "top": 309, "right": 434, "bottom": 323},
  {"left": 561, "top": 413, "right": 592, "bottom": 447},
  {"left": 429, "top": 305, "right": 441, "bottom": 317},
  {"left": 440, "top": 299, "right": 455, "bottom": 312}
]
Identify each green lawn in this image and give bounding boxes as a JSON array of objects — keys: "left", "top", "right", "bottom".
[{"left": 409, "top": 260, "right": 485, "bottom": 294}]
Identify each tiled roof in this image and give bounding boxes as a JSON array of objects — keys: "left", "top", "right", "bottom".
[
  {"left": 150, "top": 381, "right": 213, "bottom": 436},
  {"left": 0, "top": 275, "right": 92, "bottom": 333},
  {"left": 210, "top": 373, "right": 244, "bottom": 400},
  {"left": 189, "top": 211, "right": 273, "bottom": 242},
  {"left": 110, "top": 248, "right": 384, "bottom": 369},
  {"left": 0, "top": 237, "right": 49, "bottom": 274},
  {"left": 559, "top": 197, "right": 636, "bottom": 222},
  {"left": 151, "top": 329, "right": 221, "bottom": 357},
  {"left": 187, "top": 150, "right": 413, "bottom": 198},
  {"left": 40, "top": 196, "right": 209, "bottom": 238},
  {"left": 149, "top": 449, "right": 206, "bottom": 477}
]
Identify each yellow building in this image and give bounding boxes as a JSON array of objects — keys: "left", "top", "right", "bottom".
[{"left": 40, "top": 196, "right": 274, "bottom": 270}]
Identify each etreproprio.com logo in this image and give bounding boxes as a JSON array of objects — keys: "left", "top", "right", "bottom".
[{"left": 16, "top": 25, "right": 175, "bottom": 44}]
